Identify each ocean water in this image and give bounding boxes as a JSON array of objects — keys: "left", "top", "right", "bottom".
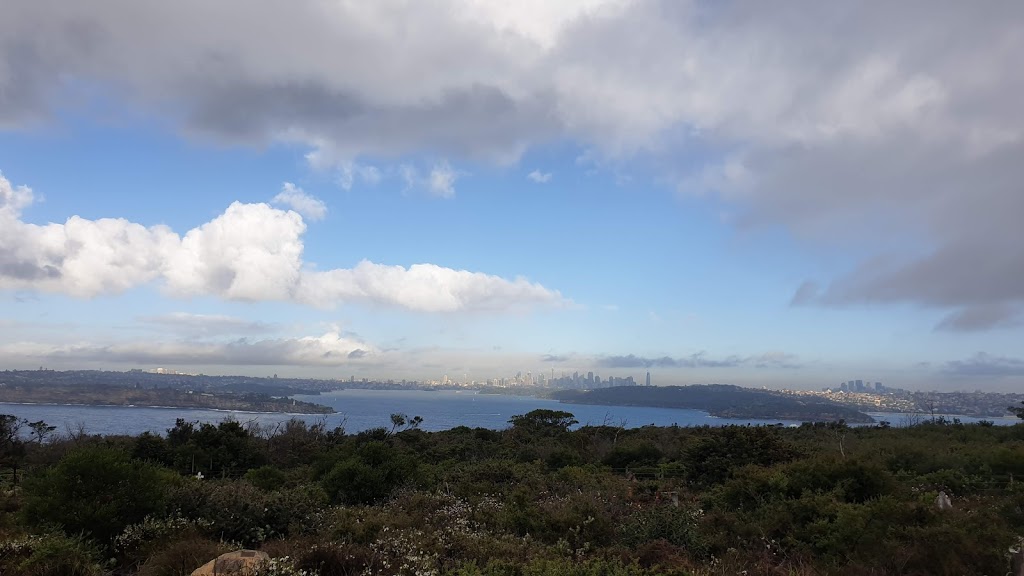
[{"left": 0, "top": 389, "right": 1018, "bottom": 437}]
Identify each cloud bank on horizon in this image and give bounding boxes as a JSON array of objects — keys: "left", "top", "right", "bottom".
[{"left": 1, "top": 0, "right": 1023, "bottom": 387}]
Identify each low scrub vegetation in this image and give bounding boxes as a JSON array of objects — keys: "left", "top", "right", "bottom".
[{"left": 2, "top": 410, "right": 1023, "bottom": 575}]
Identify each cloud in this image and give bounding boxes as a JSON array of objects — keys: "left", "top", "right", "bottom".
[
  {"left": 2, "top": 1, "right": 1023, "bottom": 328},
  {"left": 336, "top": 163, "right": 382, "bottom": 191},
  {"left": 790, "top": 281, "right": 821, "bottom": 306},
  {"left": 527, "top": 170, "right": 552, "bottom": 183},
  {"left": 297, "top": 260, "right": 564, "bottom": 313},
  {"left": 0, "top": 172, "right": 34, "bottom": 216},
  {"left": 934, "top": 303, "right": 1023, "bottom": 332},
  {"left": 395, "top": 161, "right": 463, "bottom": 198},
  {"left": 0, "top": 173, "right": 567, "bottom": 312},
  {"left": 428, "top": 161, "right": 459, "bottom": 198},
  {"left": 598, "top": 352, "right": 800, "bottom": 370},
  {"left": 136, "top": 312, "right": 277, "bottom": 337},
  {"left": 271, "top": 182, "right": 327, "bottom": 221},
  {"left": 943, "top": 352, "right": 1024, "bottom": 377},
  {"left": 541, "top": 354, "right": 571, "bottom": 362},
  {"left": 1, "top": 330, "right": 375, "bottom": 367}
]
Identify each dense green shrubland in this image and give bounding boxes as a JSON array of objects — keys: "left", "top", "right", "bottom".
[{"left": 1, "top": 411, "right": 1023, "bottom": 575}]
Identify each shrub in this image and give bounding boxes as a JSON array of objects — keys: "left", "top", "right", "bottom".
[
  {"left": 12, "top": 533, "right": 104, "bottom": 576},
  {"left": 321, "top": 441, "right": 420, "bottom": 505},
  {"left": 246, "top": 465, "right": 289, "bottom": 491},
  {"left": 618, "top": 505, "right": 708, "bottom": 558},
  {"left": 137, "top": 536, "right": 229, "bottom": 576},
  {"left": 21, "top": 446, "right": 172, "bottom": 545}
]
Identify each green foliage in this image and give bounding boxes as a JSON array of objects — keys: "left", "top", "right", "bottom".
[
  {"left": 618, "top": 505, "right": 708, "bottom": 557},
  {"left": 3, "top": 410, "right": 1024, "bottom": 575},
  {"left": 0, "top": 414, "right": 27, "bottom": 485},
  {"left": 452, "top": 557, "right": 660, "bottom": 576},
  {"left": 165, "top": 418, "right": 267, "bottom": 477},
  {"left": 133, "top": 431, "right": 173, "bottom": 466},
  {"left": 508, "top": 410, "right": 578, "bottom": 435},
  {"left": 21, "top": 446, "right": 171, "bottom": 545},
  {"left": 164, "top": 478, "right": 328, "bottom": 546},
  {"left": 114, "top": 513, "right": 216, "bottom": 565},
  {"left": 602, "top": 440, "right": 663, "bottom": 469},
  {"left": 135, "top": 536, "right": 229, "bottom": 576},
  {"left": 321, "top": 441, "right": 421, "bottom": 504},
  {"left": 27, "top": 421, "right": 56, "bottom": 444},
  {"left": 680, "top": 425, "right": 799, "bottom": 486},
  {"left": 2, "top": 533, "right": 105, "bottom": 576},
  {"left": 245, "top": 465, "right": 289, "bottom": 491}
]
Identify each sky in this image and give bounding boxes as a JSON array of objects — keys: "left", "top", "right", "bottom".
[{"left": 1, "top": 0, "right": 1023, "bottom": 391}]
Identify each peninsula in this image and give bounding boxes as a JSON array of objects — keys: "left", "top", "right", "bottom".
[
  {"left": 0, "top": 366, "right": 335, "bottom": 412},
  {"left": 551, "top": 384, "right": 875, "bottom": 423}
]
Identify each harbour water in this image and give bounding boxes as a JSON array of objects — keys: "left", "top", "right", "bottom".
[{"left": 0, "top": 389, "right": 1018, "bottom": 437}]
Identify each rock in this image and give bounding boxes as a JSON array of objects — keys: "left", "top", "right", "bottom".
[{"left": 190, "top": 550, "right": 270, "bottom": 576}]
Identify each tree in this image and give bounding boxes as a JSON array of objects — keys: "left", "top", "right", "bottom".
[
  {"left": 21, "top": 446, "right": 171, "bottom": 545},
  {"left": 508, "top": 409, "right": 578, "bottom": 436},
  {"left": 28, "top": 420, "right": 56, "bottom": 444},
  {"left": 1009, "top": 401, "right": 1024, "bottom": 420},
  {"left": 388, "top": 413, "right": 424, "bottom": 436},
  {"left": 0, "top": 414, "right": 27, "bottom": 485}
]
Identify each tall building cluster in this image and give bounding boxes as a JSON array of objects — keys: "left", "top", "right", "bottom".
[{"left": 836, "top": 380, "right": 886, "bottom": 393}]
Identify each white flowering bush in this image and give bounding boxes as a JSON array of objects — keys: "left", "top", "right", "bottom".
[
  {"left": 115, "top": 513, "right": 214, "bottom": 555},
  {"left": 0, "top": 533, "right": 104, "bottom": 576},
  {"left": 250, "top": 556, "right": 314, "bottom": 576}
]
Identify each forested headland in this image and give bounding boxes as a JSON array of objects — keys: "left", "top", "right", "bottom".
[
  {"left": 2, "top": 408, "right": 1024, "bottom": 575},
  {"left": 550, "top": 385, "right": 875, "bottom": 423},
  {"left": 0, "top": 384, "right": 334, "bottom": 414}
]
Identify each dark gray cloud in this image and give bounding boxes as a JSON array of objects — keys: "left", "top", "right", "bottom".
[
  {"left": 0, "top": 0, "right": 559, "bottom": 163},
  {"left": 782, "top": 137, "right": 1024, "bottom": 328},
  {"left": 541, "top": 354, "right": 571, "bottom": 363},
  {"left": 943, "top": 353, "right": 1024, "bottom": 377},
  {"left": 598, "top": 352, "right": 800, "bottom": 370}
]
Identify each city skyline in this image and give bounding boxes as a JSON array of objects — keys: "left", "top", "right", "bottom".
[{"left": 2, "top": 2, "right": 1023, "bottom": 391}]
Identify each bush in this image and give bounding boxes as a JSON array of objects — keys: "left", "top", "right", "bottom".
[
  {"left": 321, "top": 441, "right": 420, "bottom": 505},
  {"left": 10, "top": 533, "right": 104, "bottom": 576},
  {"left": 21, "top": 446, "right": 172, "bottom": 545},
  {"left": 245, "top": 466, "right": 288, "bottom": 491},
  {"left": 165, "top": 479, "right": 327, "bottom": 546},
  {"left": 618, "top": 505, "right": 708, "bottom": 558},
  {"left": 137, "top": 536, "right": 229, "bottom": 576}
]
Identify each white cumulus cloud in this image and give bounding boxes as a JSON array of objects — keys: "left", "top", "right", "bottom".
[
  {"left": 297, "top": 261, "right": 564, "bottom": 313},
  {"left": 0, "top": 173, "right": 566, "bottom": 312}
]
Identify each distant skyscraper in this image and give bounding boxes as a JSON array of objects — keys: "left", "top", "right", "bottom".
[{"left": 645, "top": 371, "right": 651, "bottom": 387}]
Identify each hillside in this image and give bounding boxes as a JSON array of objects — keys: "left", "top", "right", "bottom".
[{"left": 551, "top": 384, "right": 874, "bottom": 423}]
